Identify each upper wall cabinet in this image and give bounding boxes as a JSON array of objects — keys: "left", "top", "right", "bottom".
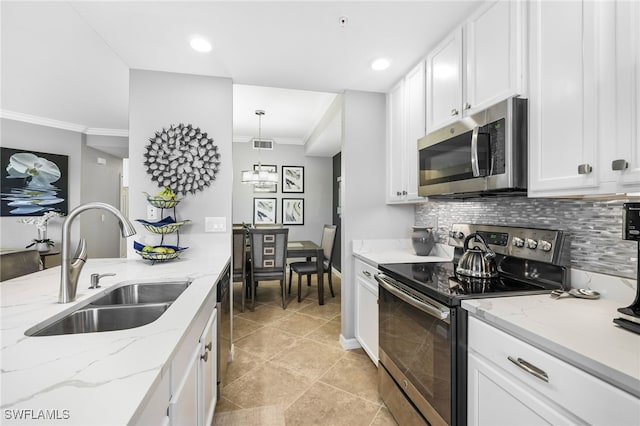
[
  {"left": 426, "top": 0, "right": 526, "bottom": 133},
  {"left": 386, "top": 61, "right": 427, "bottom": 204},
  {"left": 528, "top": 0, "right": 640, "bottom": 197}
]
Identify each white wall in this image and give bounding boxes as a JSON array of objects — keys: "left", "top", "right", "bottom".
[
  {"left": 80, "top": 139, "right": 123, "bottom": 258},
  {"left": 232, "top": 141, "right": 333, "bottom": 242},
  {"left": 128, "top": 69, "right": 233, "bottom": 257},
  {"left": 340, "top": 90, "right": 414, "bottom": 343}
]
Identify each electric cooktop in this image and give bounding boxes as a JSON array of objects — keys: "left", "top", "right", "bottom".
[{"left": 378, "top": 261, "right": 550, "bottom": 307}]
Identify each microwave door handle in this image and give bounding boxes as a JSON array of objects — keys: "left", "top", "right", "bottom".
[{"left": 471, "top": 126, "right": 481, "bottom": 177}]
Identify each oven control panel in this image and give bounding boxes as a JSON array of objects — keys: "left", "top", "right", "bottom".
[{"left": 448, "top": 224, "right": 566, "bottom": 265}]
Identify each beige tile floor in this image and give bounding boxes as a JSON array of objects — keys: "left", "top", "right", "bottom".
[{"left": 215, "top": 273, "right": 398, "bottom": 426}]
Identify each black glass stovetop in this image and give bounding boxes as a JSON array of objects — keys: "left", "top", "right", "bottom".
[{"left": 378, "top": 262, "right": 549, "bottom": 307}]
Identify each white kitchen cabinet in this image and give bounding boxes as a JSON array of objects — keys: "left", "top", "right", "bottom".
[
  {"left": 170, "top": 308, "right": 217, "bottom": 426},
  {"left": 134, "top": 373, "right": 170, "bottom": 426},
  {"left": 169, "top": 346, "right": 200, "bottom": 426},
  {"left": 468, "top": 316, "right": 640, "bottom": 425},
  {"left": 426, "top": 0, "right": 525, "bottom": 133},
  {"left": 528, "top": 0, "right": 640, "bottom": 197},
  {"left": 199, "top": 308, "right": 217, "bottom": 426},
  {"left": 426, "top": 28, "right": 463, "bottom": 132},
  {"left": 614, "top": 0, "right": 640, "bottom": 191},
  {"left": 354, "top": 258, "right": 378, "bottom": 365},
  {"left": 386, "top": 61, "right": 427, "bottom": 204}
]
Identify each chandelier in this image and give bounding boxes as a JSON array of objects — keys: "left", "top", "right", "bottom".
[{"left": 241, "top": 110, "right": 278, "bottom": 187}]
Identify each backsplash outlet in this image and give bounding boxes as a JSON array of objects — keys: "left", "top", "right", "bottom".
[{"left": 416, "top": 197, "right": 638, "bottom": 279}]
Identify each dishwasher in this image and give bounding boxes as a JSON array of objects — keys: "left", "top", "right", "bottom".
[{"left": 217, "top": 261, "right": 231, "bottom": 394}]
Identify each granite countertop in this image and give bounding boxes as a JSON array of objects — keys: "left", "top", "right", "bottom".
[
  {"left": 0, "top": 236, "right": 230, "bottom": 425},
  {"left": 463, "top": 295, "right": 640, "bottom": 399},
  {"left": 352, "top": 239, "right": 454, "bottom": 267}
]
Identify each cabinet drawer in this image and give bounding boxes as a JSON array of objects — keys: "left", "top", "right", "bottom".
[
  {"left": 354, "top": 259, "right": 378, "bottom": 293},
  {"left": 468, "top": 316, "right": 640, "bottom": 425}
]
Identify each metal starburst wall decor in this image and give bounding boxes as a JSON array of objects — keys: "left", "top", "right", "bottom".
[{"left": 144, "top": 123, "right": 220, "bottom": 196}]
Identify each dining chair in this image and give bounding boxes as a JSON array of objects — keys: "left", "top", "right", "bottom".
[
  {"left": 247, "top": 228, "right": 289, "bottom": 310},
  {"left": 232, "top": 227, "right": 249, "bottom": 312},
  {"left": 288, "top": 224, "right": 337, "bottom": 303}
]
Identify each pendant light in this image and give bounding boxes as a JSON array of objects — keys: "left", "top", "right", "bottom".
[{"left": 241, "top": 110, "right": 278, "bottom": 187}]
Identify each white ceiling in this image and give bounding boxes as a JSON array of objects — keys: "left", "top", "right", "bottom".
[{"left": 1, "top": 1, "right": 481, "bottom": 157}]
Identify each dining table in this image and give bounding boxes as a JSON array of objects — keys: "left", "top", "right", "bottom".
[{"left": 287, "top": 240, "right": 325, "bottom": 305}]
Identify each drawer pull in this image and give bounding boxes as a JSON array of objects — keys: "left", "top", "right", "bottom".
[
  {"left": 508, "top": 356, "right": 549, "bottom": 383},
  {"left": 362, "top": 271, "right": 372, "bottom": 278}
]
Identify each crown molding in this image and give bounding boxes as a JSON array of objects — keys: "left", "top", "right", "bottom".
[{"left": 0, "top": 110, "right": 128, "bottom": 137}]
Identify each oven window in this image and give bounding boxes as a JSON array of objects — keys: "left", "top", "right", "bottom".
[
  {"left": 379, "top": 285, "right": 451, "bottom": 424},
  {"left": 419, "top": 131, "right": 474, "bottom": 186}
]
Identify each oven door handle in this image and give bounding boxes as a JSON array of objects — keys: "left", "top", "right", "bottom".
[
  {"left": 471, "top": 126, "right": 481, "bottom": 177},
  {"left": 375, "top": 274, "right": 450, "bottom": 322}
]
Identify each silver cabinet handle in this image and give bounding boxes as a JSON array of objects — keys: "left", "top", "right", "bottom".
[
  {"left": 396, "top": 191, "right": 402, "bottom": 196},
  {"left": 508, "top": 356, "right": 549, "bottom": 382},
  {"left": 200, "top": 351, "right": 209, "bottom": 362},
  {"left": 362, "top": 270, "right": 372, "bottom": 278},
  {"left": 612, "top": 159, "right": 629, "bottom": 171},
  {"left": 577, "top": 164, "right": 592, "bottom": 174},
  {"left": 464, "top": 102, "right": 471, "bottom": 110},
  {"left": 451, "top": 108, "right": 459, "bottom": 116},
  {"left": 205, "top": 342, "right": 212, "bottom": 352}
]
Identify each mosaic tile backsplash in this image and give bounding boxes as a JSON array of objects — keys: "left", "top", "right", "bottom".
[{"left": 415, "top": 197, "right": 638, "bottom": 279}]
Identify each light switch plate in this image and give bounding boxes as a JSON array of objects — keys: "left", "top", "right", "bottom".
[
  {"left": 205, "top": 217, "right": 226, "bottom": 233},
  {"left": 147, "top": 205, "right": 159, "bottom": 221}
]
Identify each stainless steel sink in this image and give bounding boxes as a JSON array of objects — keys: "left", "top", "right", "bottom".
[
  {"left": 25, "top": 280, "right": 192, "bottom": 336},
  {"left": 30, "top": 304, "right": 171, "bottom": 336},
  {"left": 90, "top": 282, "right": 190, "bottom": 305}
]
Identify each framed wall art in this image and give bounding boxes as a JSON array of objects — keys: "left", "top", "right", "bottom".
[
  {"left": 0, "top": 147, "right": 69, "bottom": 216},
  {"left": 253, "top": 197, "right": 277, "bottom": 224},
  {"left": 282, "top": 165, "right": 304, "bottom": 193},
  {"left": 253, "top": 164, "right": 277, "bottom": 193},
  {"left": 282, "top": 198, "right": 304, "bottom": 225}
]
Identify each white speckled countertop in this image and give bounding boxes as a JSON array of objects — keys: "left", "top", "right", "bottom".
[
  {"left": 0, "top": 235, "right": 230, "bottom": 425},
  {"left": 463, "top": 295, "right": 640, "bottom": 398},
  {"left": 352, "top": 239, "right": 454, "bottom": 267}
]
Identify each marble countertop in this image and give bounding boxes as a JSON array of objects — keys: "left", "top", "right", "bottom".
[
  {"left": 463, "top": 295, "right": 640, "bottom": 398},
  {"left": 0, "top": 236, "right": 230, "bottom": 425},
  {"left": 352, "top": 239, "right": 453, "bottom": 267}
]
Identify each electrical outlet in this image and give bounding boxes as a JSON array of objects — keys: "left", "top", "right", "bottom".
[
  {"left": 205, "top": 217, "right": 226, "bottom": 233},
  {"left": 147, "top": 205, "right": 159, "bottom": 221}
]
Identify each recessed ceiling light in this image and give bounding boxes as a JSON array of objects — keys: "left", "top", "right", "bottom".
[
  {"left": 190, "top": 37, "right": 212, "bottom": 53},
  {"left": 371, "top": 58, "right": 390, "bottom": 71}
]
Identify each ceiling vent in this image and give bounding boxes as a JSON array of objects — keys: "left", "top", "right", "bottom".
[{"left": 252, "top": 138, "right": 274, "bottom": 150}]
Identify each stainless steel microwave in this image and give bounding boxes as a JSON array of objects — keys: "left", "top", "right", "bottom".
[{"left": 418, "top": 97, "right": 527, "bottom": 197}]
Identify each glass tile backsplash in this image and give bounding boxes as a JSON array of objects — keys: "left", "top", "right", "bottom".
[{"left": 415, "top": 197, "right": 638, "bottom": 279}]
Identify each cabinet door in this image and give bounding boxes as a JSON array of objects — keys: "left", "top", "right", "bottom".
[
  {"left": 465, "top": 0, "right": 524, "bottom": 114},
  {"left": 426, "top": 27, "right": 463, "bottom": 132},
  {"left": 616, "top": 0, "right": 640, "bottom": 189},
  {"left": 386, "top": 80, "right": 405, "bottom": 202},
  {"left": 468, "top": 352, "right": 577, "bottom": 425},
  {"left": 354, "top": 260, "right": 378, "bottom": 364},
  {"left": 169, "top": 346, "right": 199, "bottom": 426},
  {"left": 404, "top": 61, "right": 426, "bottom": 201},
  {"left": 528, "top": 0, "right": 600, "bottom": 195},
  {"left": 199, "top": 309, "right": 217, "bottom": 426}
]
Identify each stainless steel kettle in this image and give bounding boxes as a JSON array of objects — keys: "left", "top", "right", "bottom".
[{"left": 456, "top": 233, "right": 498, "bottom": 278}]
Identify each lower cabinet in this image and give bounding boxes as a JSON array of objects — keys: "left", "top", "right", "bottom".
[
  {"left": 468, "top": 316, "right": 640, "bottom": 425},
  {"left": 354, "top": 258, "right": 379, "bottom": 365},
  {"left": 170, "top": 308, "right": 218, "bottom": 426}
]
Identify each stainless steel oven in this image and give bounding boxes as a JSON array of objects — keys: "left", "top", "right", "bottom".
[
  {"left": 377, "top": 224, "right": 570, "bottom": 426},
  {"left": 418, "top": 97, "right": 527, "bottom": 197},
  {"left": 377, "top": 273, "right": 461, "bottom": 426}
]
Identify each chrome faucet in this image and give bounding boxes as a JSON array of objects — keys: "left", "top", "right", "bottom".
[{"left": 59, "top": 202, "right": 136, "bottom": 303}]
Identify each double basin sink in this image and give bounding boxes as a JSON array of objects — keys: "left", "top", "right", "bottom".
[{"left": 26, "top": 281, "right": 191, "bottom": 337}]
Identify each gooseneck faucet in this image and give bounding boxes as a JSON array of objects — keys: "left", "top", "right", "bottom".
[{"left": 59, "top": 202, "right": 136, "bottom": 303}]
